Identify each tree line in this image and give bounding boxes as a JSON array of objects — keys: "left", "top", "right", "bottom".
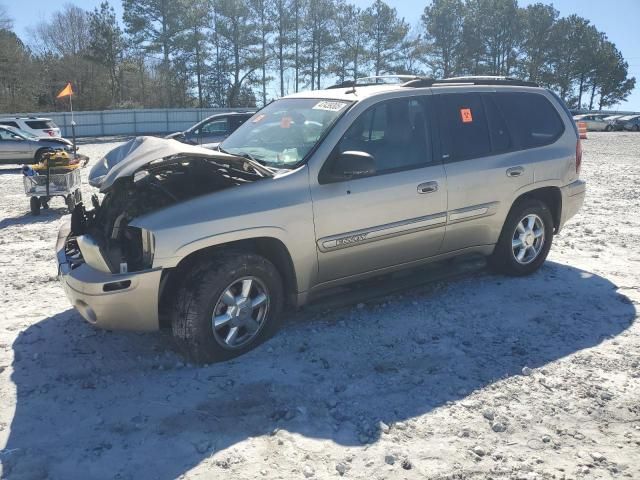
[{"left": 0, "top": 0, "right": 635, "bottom": 113}]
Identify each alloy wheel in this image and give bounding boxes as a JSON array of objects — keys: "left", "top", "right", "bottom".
[
  {"left": 511, "top": 214, "right": 545, "bottom": 265},
  {"left": 211, "top": 276, "right": 270, "bottom": 349}
]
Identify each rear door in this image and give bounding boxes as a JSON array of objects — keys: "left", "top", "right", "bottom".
[{"left": 435, "top": 91, "right": 536, "bottom": 252}]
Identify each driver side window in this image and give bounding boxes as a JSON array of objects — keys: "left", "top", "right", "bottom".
[
  {"left": 201, "top": 118, "right": 229, "bottom": 135},
  {"left": 337, "top": 97, "right": 432, "bottom": 174}
]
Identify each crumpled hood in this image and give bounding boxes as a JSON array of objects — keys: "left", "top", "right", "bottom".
[{"left": 89, "top": 136, "right": 250, "bottom": 192}]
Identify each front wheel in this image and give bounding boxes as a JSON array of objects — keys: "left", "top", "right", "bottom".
[
  {"left": 30, "top": 196, "right": 41, "bottom": 216},
  {"left": 488, "top": 199, "right": 554, "bottom": 276},
  {"left": 172, "top": 252, "right": 284, "bottom": 363}
]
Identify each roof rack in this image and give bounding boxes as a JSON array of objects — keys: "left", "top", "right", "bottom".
[
  {"left": 327, "top": 75, "right": 539, "bottom": 90},
  {"left": 327, "top": 75, "right": 422, "bottom": 89},
  {"left": 403, "top": 76, "right": 538, "bottom": 88}
]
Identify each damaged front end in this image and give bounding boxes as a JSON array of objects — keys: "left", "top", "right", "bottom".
[{"left": 67, "top": 137, "right": 271, "bottom": 275}]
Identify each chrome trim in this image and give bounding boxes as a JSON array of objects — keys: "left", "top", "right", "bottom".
[
  {"left": 76, "top": 234, "right": 112, "bottom": 273},
  {"left": 448, "top": 202, "right": 499, "bottom": 224},
  {"left": 318, "top": 213, "right": 447, "bottom": 253}
]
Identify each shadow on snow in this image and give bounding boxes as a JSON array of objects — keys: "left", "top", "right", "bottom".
[{"left": 2, "top": 260, "right": 636, "bottom": 479}]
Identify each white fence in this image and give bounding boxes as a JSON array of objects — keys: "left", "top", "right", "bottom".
[{"left": 7, "top": 108, "right": 255, "bottom": 138}]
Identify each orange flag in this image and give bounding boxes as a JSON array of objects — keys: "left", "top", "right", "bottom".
[{"left": 56, "top": 82, "right": 73, "bottom": 98}]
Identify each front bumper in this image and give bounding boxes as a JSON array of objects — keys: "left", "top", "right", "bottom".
[
  {"left": 56, "top": 218, "right": 162, "bottom": 331},
  {"left": 558, "top": 179, "right": 586, "bottom": 232}
]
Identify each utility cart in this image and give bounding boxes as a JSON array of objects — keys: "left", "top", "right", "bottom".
[{"left": 23, "top": 150, "right": 88, "bottom": 215}]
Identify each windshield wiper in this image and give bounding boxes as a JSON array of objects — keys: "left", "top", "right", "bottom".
[{"left": 217, "top": 146, "right": 276, "bottom": 177}]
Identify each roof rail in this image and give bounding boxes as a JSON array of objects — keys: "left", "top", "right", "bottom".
[
  {"left": 402, "top": 76, "right": 538, "bottom": 88},
  {"left": 437, "top": 76, "right": 538, "bottom": 87}
]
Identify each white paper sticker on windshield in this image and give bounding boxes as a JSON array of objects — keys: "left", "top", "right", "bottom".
[{"left": 313, "top": 101, "right": 348, "bottom": 112}]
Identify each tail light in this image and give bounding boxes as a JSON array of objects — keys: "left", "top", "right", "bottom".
[
  {"left": 575, "top": 138, "right": 582, "bottom": 174},
  {"left": 45, "top": 129, "right": 55, "bottom": 136}
]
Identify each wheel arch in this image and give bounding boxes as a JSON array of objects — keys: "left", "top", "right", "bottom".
[
  {"left": 511, "top": 186, "right": 562, "bottom": 232},
  {"left": 158, "top": 237, "right": 298, "bottom": 329}
]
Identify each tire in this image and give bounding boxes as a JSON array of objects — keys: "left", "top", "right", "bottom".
[
  {"left": 30, "top": 196, "right": 41, "bottom": 216},
  {"left": 488, "top": 199, "right": 554, "bottom": 276},
  {"left": 65, "top": 194, "right": 75, "bottom": 213},
  {"left": 34, "top": 149, "right": 48, "bottom": 163},
  {"left": 605, "top": 125, "right": 613, "bottom": 132},
  {"left": 172, "top": 252, "right": 284, "bottom": 363},
  {"left": 633, "top": 125, "right": 640, "bottom": 132}
]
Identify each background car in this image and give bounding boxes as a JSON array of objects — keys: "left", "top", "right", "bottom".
[
  {"left": 0, "top": 117, "right": 61, "bottom": 138},
  {"left": 573, "top": 113, "right": 612, "bottom": 131},
  {"left": 622, "top": 115, "right": 640, "bottom": 131},
  {"left": 0, "top": 125, "right": 73, "bottom": 164},
  {"left": 611, "top": 114, "right": 637, "bottom": 131},
  {"left": 165, "top": 112, "right": 254, "bottom": 145}
]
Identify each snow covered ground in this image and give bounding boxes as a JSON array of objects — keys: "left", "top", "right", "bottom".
[{"left": 0, "top": 133, "right": 638, "bottom": 479}]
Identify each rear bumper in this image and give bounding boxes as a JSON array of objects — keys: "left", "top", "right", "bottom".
[
  {"left": 558, "top": 179, "right": 586, "bottom": 232},
  {"left": 56, "top": 218, "right": 162, "bottom": 331}
]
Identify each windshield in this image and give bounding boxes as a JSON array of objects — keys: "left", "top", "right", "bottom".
[{"left": 220, "top": 98, "right": 351, "bottom": 168}]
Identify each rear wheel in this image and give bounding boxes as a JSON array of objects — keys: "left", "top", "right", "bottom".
[
  {"left": 34, "top": 149, "right": 48, "bottom": 163},
  {"left": 488, "top": 199, "right": 554, "bottom": 276},
  {"left": 30, "top": 196, "right": 41, "bottom": 216},
  {"left": 633, "top": 124, "right": 640, "bottom": 132},
  {"left": 172, "top": 252, "right": 284, "bottom": 363},
  {"left": 65, "top": 194, "right": 76, "bottom": 213},
  {"left": 605, "top": 124, "right": 613, "bottom": 132}
]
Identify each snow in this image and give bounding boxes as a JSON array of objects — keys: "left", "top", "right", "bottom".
[{"left": 0, "top": 133, "right": 639, "bottom": 479}]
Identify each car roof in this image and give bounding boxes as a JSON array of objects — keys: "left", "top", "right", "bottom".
[{"left": 0, "top": 116, "right": 51, "bottom": 121}]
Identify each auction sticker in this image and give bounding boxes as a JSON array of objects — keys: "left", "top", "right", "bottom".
[
  {"left": 460, "top": 108, "right": 473, "bottom": 123},
  {"left": 313, "top": 101, "right": 348, "bottom": 112}
]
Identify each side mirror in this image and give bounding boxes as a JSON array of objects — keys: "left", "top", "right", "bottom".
[{"left": 332, "top": 151, "right": 376, "bottom": 179}]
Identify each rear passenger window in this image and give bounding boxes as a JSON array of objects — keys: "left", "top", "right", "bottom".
[
  {"left": 492, "top": 93, "right": 564, "bottom": 148},
  {"left": 438, "top": 93, "right": 491, "bottom": 161}
]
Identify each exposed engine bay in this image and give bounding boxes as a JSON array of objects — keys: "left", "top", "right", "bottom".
[{"left": 69, "top": 154, "right": 267, "bottom": 274}]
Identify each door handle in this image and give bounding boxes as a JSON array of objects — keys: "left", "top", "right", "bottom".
[
  {"left": 417, "top": 181, "right": 438, "bottom": 194},
  {"left": 506, "top": 166, "right": 524, "bottom": 178}
]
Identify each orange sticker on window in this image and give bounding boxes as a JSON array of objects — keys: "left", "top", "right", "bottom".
[
  {"left": 460, "top": 108, "right": 473, "bottom": 123},
  {"left": 280, "top": 116, "right": 292, "bottom": 128},
  {"left": 252, "top": 114, "right": 266, "bottom": 123}
]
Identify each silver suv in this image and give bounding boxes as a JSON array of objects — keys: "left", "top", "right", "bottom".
[{"left": 57, "top": 76, "right": 586, "bottom": 362}]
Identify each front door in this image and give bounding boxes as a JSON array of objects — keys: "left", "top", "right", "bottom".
[
  {"left": 0, "top": 130, "right": 32, "bottom": 163},
  {"left": 199, "top": 117, "right": 230, "bottom": 144},
  {"left": 310, "top": 96, "right": 447, "bottom": 284}
]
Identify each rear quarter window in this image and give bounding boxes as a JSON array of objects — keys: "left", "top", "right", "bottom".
[
  {"left": 492, "top": 92, "right": 564, "bottom": 148},
  {"left": 25, "top": 120, "right": 56, "bottom": 130},
  {"left": 0, "top": 121, "right": 19, "bottom": 128}
]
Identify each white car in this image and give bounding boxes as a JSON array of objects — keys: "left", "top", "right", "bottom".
[
  {"left": 573, "top": 113, "right": 612, "bottom": 132},
  {"left": 0, "top": 117, "right": 61, "bottom": 138}
]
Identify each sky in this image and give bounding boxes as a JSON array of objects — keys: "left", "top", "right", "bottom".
[{"left": 4, "top": 0, "right": 639, "bottom": 110}]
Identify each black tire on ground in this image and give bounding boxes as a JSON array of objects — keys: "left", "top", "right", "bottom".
[
  {"left": 605, "top": 125, "right": 613, "bottom": 132},
  {"left": 172, "top": 252, "right": 284, "bottom": 363},
  {"left": 41, "top": 197, "right": 49, "bottom": 209},
  {"left": 30, "top": 196, "right": 41, "bottom": 216},
  {"left": 34, "top": 149, "right": 48, "bottom": 163},
  {"left": 488, "top": 198, "right": 554, "bottom": 276},
  {"left": 634, "top": 124, "right": 640, "bottom": 132},
  {"left": 65, "top": 194, "right": 75, "bottom": 213}
]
